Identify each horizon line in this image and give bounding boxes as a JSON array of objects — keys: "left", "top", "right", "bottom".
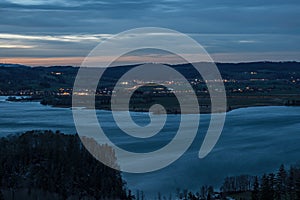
[{"left": 1, "top": 60, "right": 300, "bottom": 68}]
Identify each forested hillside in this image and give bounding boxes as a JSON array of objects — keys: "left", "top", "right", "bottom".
[{"left": 0, "top": 130, "right": 133, "bottom": 200}]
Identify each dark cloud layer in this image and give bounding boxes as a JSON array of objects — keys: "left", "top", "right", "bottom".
[
  {"left": 0, "top": 0, "right": 299, "bottom": 64},
  {"left": 1, "top": 0, "right": 300, "bottom": 34}
]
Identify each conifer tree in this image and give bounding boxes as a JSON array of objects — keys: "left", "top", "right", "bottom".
[{"left": 252, "top": 176, "right": 260, "bottom": 200}]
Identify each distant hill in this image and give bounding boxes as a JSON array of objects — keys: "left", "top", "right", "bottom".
[
  {"left": 0, "top": 61, "right": 300, "bottom": 96},
  {"left": 0, "top": 63, "right": 30, "bottom": 68}
]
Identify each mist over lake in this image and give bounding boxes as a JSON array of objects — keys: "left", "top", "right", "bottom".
[{"left": 1, "top": 96, "right": 300, "bottom": 197}]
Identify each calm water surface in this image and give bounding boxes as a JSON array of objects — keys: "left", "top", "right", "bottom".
[{"left": 1, "top": 96, "right": 300, "bottom": 197}]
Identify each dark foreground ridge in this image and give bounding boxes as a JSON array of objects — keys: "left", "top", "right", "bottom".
[{"left": 0, "top": 130, "right": 133, "bottom": 200}]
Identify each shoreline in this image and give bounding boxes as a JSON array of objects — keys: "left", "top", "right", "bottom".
[{"left": 3, "top": 95, "right": 300, "bottom": 114}]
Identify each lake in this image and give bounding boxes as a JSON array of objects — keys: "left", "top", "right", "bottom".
[{"left": 1, "top": 96, "right": 300, "bottom": 197}]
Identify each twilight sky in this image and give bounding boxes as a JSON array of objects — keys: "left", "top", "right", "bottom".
[{"left": 0, "top": 0, "right": 300, "bottom": 66}]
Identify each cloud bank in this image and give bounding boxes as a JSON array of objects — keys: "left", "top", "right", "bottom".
[{"left": 0, "top": 0, "right": 299, "bottom": 65}]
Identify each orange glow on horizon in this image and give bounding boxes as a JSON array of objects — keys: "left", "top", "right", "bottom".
[
  {"left": 2, "top": 53, "right": 296, "bottom": 67},
  {"left": 0, "top": 55, "right": 189, "bottom": 67},
  {"left": 0, "top": 57, "right": 85, "bottom": 66}
]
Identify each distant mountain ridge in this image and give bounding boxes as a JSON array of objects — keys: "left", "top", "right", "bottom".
[
  {"left": 1, "top": 61, "right": 300, "bottom": 70},
  {"left": 0, "top": 63, "right": 30, "bottom": 68}
]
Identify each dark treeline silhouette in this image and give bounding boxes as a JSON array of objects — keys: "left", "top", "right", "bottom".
[
  {"left": 173, "top": 186, "right": 216, "bottom": 200},
  {"left": 132, "top": 186, "right": 217, "bottom": 200},
  {"left": 0, "top": 130, "right": 133, "bottom": 200},
  {"left": 220, "top": 164, "right": 300, "bottom": 200},
  {"left": 148, "top": 164, "right": 300, "bottom": 200},
  {"left": 221, "top": 175, "right": 255, "bottom": 193},
  {"left": 251, "top": 164, "right": 300, "bottom": 200}
]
